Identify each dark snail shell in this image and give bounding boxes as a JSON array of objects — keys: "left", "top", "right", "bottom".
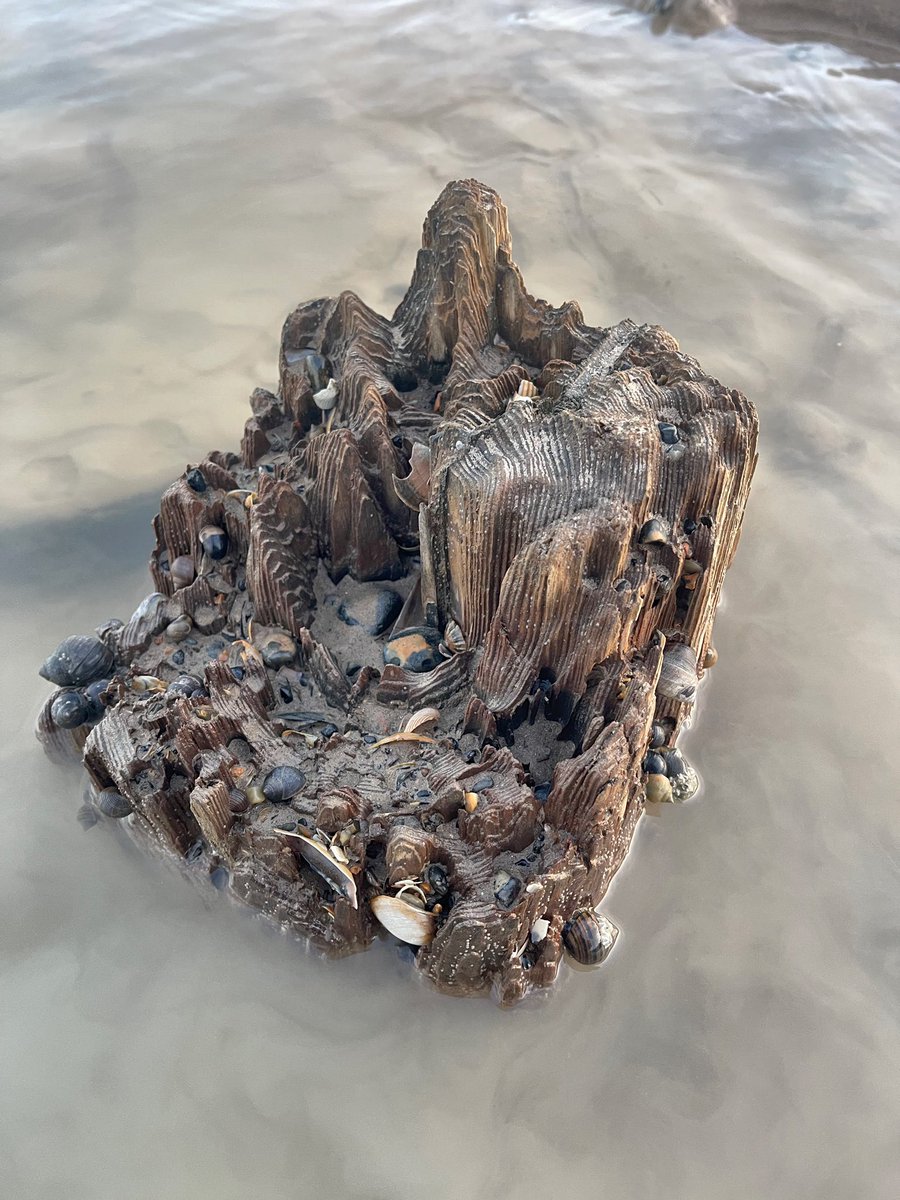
[
  {"left": 40, "top": 635, "right": 116, "bottom": 688},
  {"left": 642, "top": 751, "right": 668, "bottom": 776},
  {"left": 167, "top": 674, "right": 205, "bottom": 698},
  {"left": 261, "top": 764, "right": 306, "bottom": 803},
  {"left": 50, "top": 690, "right": 90, "bottom": 729},
  {"left": 82, "top": 678, "right": 112, "bottom": 720},
  {"left": 96, "top": 788, "right": 133, "bottom": 819},
  {"left": 199, "top": 525, "right": 228, "bottom": 560},
  {"left": 562, "top": 910, "right": 619, "bottom": 967}
]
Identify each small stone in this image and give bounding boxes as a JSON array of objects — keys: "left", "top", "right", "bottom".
[
  {"left": 339, "top": 586, "right": 403, "bottom": 636},
  {"left": 470, "top": 773, "right": 494, "bottom": 792},
  {"left": 171, "top": 649, "right": 185, "bottom": 665},
  {"left": 383, "top": 626, "right": 442, "bottom": 673},
  {"left": 321, "top": 723, "right": 338, "bottom": 738},
  {"left": 210, "top": 866, "right": 230, "bottom": 890},
  {"left": 185, "top": 467, "right": 207, "bottom": 492},
  {"left": 363, "top": 733, "right": 377, "bottom": 744},
  {"left": 279, "top": 683, "right": 293, "bottom": 703},
  {"left": 658, "top": 421, "right": 679, "bottom": 445},
  {"left": 494, "top": 871, "right": 521, "bottom": 908}
]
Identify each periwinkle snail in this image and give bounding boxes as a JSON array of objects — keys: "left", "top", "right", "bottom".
[
  {"left": 40, "top": 635, "right": 115, "bottom": 688},
  {"left": 562, "top": 910, "right": 619, "bottom": 967},
  {"left": 50, "top": 690, "right": 90, "bottom": 729},
  {"left": 261, "top": 764, "right": 306, "bottom": 802},
  {"left": 199, "top": 525, "right": 228, "bottom": 560},
  {"left": 170, "top": 556, "right": 196, "bottom": 589}
]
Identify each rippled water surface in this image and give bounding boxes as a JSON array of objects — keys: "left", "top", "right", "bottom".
[{"left": 2, "top": 2, "right": 899, "bottom": 1197}]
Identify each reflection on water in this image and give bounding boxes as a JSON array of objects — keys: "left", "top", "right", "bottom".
[{"left": 2, "top": 2, "right": 899, "bottom": 1197}]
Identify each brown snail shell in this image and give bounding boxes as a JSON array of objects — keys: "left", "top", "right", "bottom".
[
  {"left": 656, "top": 643, "right": 699, "bottom": 703},
  {"left": 562, "top": 910, "right": 618, "bottom": 966},
  {"left": 371, "top": 895, "right": 435, "bottom": 946},
  {"left": 170, "top": 555, "right": 196, "bottom": 589},
  {"left": 703, "top": 644, "right": 718, "bottom": 669}
]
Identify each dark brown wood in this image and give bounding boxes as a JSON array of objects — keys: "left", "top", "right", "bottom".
[{"left": 37, "top": 180, "right": 758, "bottom": 1004}]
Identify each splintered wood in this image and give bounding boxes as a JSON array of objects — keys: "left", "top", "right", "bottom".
[{"left": 37, "top": 180, "right": 757, "bottom": 1004}]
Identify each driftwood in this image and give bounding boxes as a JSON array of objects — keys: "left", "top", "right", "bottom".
[{"left": 37, "top": 180, "right": 757, "bottom": 1004}]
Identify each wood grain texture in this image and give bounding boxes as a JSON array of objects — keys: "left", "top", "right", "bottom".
[{"left": 37, "top": 180, "right": 757, "bottom": 1003}]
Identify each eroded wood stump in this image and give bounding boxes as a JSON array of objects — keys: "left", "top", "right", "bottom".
[{"left": 37, "top": 180, "right": 758, "bottom": 1004}]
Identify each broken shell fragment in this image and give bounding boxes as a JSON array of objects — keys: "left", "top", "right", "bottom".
[
  {"left": 370, "top": 732, "right": 437, "bottom": 750},
  {"left": 131, "top": 675, "right": 167, "bottom": 692},
  {"left": 656, "top": 643, "right": 699, "bottom": 703},
  {"left": 402, "top": 706, "right": 440, "bottom": 734},
  {"left": 638, "top": 518, "right": 667, "bottom": 546},
  {"left": 562, "top": 911, "right": 618, "bottom": 966},
  {"left": 40, "top": 634, "right": 115, "bottom": 688},
  {"left": 261, "top": 765, "right": 306, "bottom": 802},
  {"left": 392, "top": 442, "right": 432, "bottom": 512},
  {"left": 199, "top": 525, "right": 228, "bottom": 560},
  {"left": 516, "top": 379, "right": 538, "bottom": 398},
  {"left": 246, "top": 785, "right": 267, "bottom": 806},
  {"left": 281, "top": 831, "right": 358, "bottom": 908},
  {"left": 703, "top": 644, "right": 718, "bottom": 669},
  {"left": 645, "top": 773, "right": 673, "bottom": 803},
  {"left": 531, "top": 917, "right": 550, "bottom": 943},
  {"left": 371, "top": 894, "right": 435, "bottom": 945},
  {"left": 313, "top": 378, "right": 339, "bottom": 411},
  {"left": 442, "top": 620, "right": 466, "bottom": 653},
  {"left": 96, "top": 788, "right": 133, "bottom": 819}
]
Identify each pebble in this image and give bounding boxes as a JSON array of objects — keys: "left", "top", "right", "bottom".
[
  {"left": 338, "top": 586, "right": 403, "bottom": 636},
  {"left": 210, "top": 866, "right": 230, "bottom": 890},
  {"left": 470, "top": 773, "right": 494, "bottom": 791},
  {"left": 383, "top": 626, "right": 443, "bottom": 673},
  {"left": 363, "top": 733, "right": 377, "bottom": 744},
  {"left": 321, "top": 723, "right": 339, "bottom": 738},
  {"left": 658, "top": 421, "right": 679, "bottom": 444},
  {"left": 185, "top": 467, "right": 207, "bottom": 492},
  {"left": 171, "top": 649, "right": 185, "bottom": 666},
  {"left": 494, "top": 871, "right": 521, "bottom": 908}
]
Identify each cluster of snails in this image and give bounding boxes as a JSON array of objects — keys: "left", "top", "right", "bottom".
[{"left": 39, "top": 635, "right": 116, "bottom": 730}]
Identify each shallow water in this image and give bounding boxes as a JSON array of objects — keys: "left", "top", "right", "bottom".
[{"left": 2, "top": 2, "right": 899, "bottom": 1197}]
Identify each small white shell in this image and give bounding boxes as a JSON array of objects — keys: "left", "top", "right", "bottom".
[
  {"left": 525, "top": 881, "right": 542, "bottom": 894},
  {"left": 531, "top": 917, "right": 550, "bottom": 943},
  {"left": 402, "top": 706, "right": 440, "bottom": 734},
  {"left": 371, "top": 894, "right": 435, "bottom": 945},
  {"left": 443, "top": 620, "right": 466, "bottom": 653},
  {"left": 313, "top": 378, "right": 339, "bottom": 410}
]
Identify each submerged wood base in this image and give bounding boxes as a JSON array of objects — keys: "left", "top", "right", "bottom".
[{"left": 37, "top": 180, "right": 757, "bottom": 1004}]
